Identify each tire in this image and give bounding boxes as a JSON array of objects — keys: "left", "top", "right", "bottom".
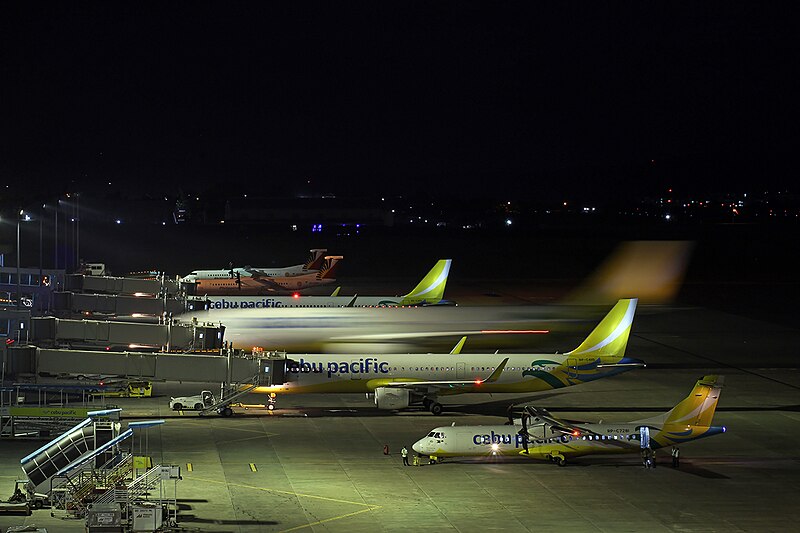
[
  {"left": 172, "top": 403, "right": 183, "bottom": 411},
  {"left": 557, "top": 457, "right": 566, "bottom": 467},
  {"left": 194, "top": 403, "right": 204, "bottom": 410},
  {"left": 221, "top": 407, "right": 233, "bottom": 417},
  {"left": 430, "top": 402, "right": 443, "bottom": 416},
  {"left": 33, "top": 499, "right": 43, "bottom": 509}
]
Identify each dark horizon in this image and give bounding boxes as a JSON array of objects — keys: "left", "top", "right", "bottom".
[{"left": 2, "top": 2, "right": 798, "bottom": 203}]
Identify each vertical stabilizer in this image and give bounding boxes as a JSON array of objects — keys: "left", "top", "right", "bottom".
[
  {"left": 304, "top": 249, "right": 328, "bottom": 271},
  {"left": 316, "top": 256, "right": 343, "bottom": 280},
  {"left": 399, "top": 259, "right": 452, "bottom": 305},
  {"left": 662, "top": 375, "right": 724, "bottom": 427},
  {"left": 567, "top": 298, "right": 638, "bottom": 357}
]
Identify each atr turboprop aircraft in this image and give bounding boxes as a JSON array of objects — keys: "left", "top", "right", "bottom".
[
  {"left": 182, "top": 248, "right": 329, "bottom": 283},
  {"left": 255, "top": 298, "right": 643, "bottom": 415},
  {"left": 413, "top": 375, "right": 725, "bottom": 464},
  {"left": 187, "top": 259, "right": 454, "bottom": 310},
  {"left": 190, "top": 256, "right": 343, "bottom": 295}
]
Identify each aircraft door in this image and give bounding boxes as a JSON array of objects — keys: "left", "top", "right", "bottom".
[
  {"left": 262, "top": 359, "right": 288, "bottom": 386},
  {"left": 567, "top": 358, "right": 579, "bottom": 379},
  {"left": 456, "top": 363, "right": 465, "bottom": 379}
]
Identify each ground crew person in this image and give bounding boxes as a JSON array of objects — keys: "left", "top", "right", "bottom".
[
  {"left": 401, "top": 446, "right": 409, "bottom": 466},
  {"left": 671, "top": 445, "right": 680, "bottom": 468}
]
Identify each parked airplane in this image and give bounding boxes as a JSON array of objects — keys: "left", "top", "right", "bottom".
[
  {"left": 254, "top": 298, "right": 643, "bottom": 415},
  {"left": 413, "top": 374, "right": 725, "bottom": 464},
  {"left": 192, "top": 256, "right": 342, "bottom": 295},
  {"left": 186, "top": 259, "right": 453, "bottom": 310},
  {"left": 181, "top": 249, "right": 329, "bottom": 284}
]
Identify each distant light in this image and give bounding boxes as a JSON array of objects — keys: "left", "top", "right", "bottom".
[
  {"left": 665, "top": 214, "right": 671, "bottom": 220},
  {"left": 162, "top": 222, "right": 166, "bottom": 226},
  {"left": 24, "top": 214, "right": 31, "bottom": 221},
  {"left": 116, "top": 219, "right": 121, "bottom": 224},
  {"left": 505, "top": 219, "right": 512, "bottom": 226},
  {"left": 563, "top": 202, "right": 567, "bottom": 206},
  {"left": 391, "top": 209, "right": 395, "bottom": 213},
  {"left": 220, "top": 220, "right": 225, "bottom": 224}
]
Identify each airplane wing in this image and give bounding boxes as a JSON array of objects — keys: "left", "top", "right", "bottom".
[
  {"left": 522, "top": 406, "right": 592, "bottom": 436},
  {"left": 374, "top": 358, "right": 508, "bottom": 391}
]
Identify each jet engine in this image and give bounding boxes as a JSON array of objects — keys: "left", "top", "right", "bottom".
[{"left": 374, "top": 387, "right": 410, "bottom": 410}]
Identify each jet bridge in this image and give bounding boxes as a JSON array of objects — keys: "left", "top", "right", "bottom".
[
  {"left": 52, "top": 291, "right": 185, "bottom": 319},
  {"left": 29, "top": 316, "right": 224, "bottom": 352},
  {"left": 64, "top": 274, "right": 180, "bottom": 297}
]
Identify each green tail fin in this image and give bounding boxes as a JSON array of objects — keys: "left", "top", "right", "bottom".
[
  {"left": 450, "top": 336, "right": 467, "bottom": 355},
  {"left": 399, "top": 259, "right": 451, "bottom": 305},
  {"left": 567, "top": 298, "right": 638, "bottom": 357}
]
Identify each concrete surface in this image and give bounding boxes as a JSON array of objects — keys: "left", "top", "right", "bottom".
[{"left": 1, "top": 302, "right": 798, "bottom": 532}]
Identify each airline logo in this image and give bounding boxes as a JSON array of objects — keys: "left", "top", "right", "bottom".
[
  {"left": 288, "top": 357, "right": 390, "bottom": 378},
  {"left": 208, "top": 298, "right": 285, "bottom": 309}
]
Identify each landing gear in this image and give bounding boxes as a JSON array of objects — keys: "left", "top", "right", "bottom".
[
  {"left": 548, "top": 453, "right": 566, "bottom": 466},
  {"left": 429, "top": 402, "right": 443, "bottom": 416}
]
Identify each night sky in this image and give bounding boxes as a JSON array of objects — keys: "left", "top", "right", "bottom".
[{"left": 2, "top": 1, "right": 798, "bottom": 201}]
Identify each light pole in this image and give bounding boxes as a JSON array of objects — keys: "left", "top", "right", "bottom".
[{"left": 16, "top": 209, "right": 21, "bottom": 310}]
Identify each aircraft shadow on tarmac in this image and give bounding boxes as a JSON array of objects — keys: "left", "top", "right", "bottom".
[
  {"left": 177, "top": 514, "right": 278, "bottom": 529},
  {"left": 437, "top": 457, "right": 730, "bottom": 477}
]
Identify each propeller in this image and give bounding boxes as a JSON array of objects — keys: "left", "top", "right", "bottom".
[
  {"left": 235, "top": 271, "right": 242, "bottom": 290},
  {"left": 518, "top": 408, "right": 530, "bottom": 453}
]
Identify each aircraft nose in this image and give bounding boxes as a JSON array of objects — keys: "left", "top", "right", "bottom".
[{"left": 412, "top": 439, "right": 424, "bottom": 454}]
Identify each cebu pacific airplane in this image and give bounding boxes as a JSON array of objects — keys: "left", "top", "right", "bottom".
[
  {"left": 255, "top": 298, "right": 643, "bottom": 415},
  {"left": 188, "top": 259, "right": 454, "bottom": 310},
  {"left": 413, "top": 374, "right": 725, "bottom": 464}
]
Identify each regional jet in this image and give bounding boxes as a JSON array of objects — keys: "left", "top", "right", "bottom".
[
  {"left": 254, "top": 298, "right": 644, "bottom": 415},
  {"left": 413, "top": 374, "right": 725, "bottom": 464}
]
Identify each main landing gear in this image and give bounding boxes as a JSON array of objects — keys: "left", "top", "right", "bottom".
[
  {"left": 422, "top": 397, "right": 444, "bottom": 416},
  {"left": 545, "top": 453, "right": 567, "bottom": 467}
]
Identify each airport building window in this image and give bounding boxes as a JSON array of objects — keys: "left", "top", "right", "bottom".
[{"left": 0, "top": 319, "right": 8, "bottom": 336}]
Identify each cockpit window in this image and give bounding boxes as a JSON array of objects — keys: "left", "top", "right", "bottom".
[{"left": 428, "top": 432, "right": 436, "bottom": 437}]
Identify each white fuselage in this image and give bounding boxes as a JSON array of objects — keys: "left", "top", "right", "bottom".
[
  {"left": 413, "top": 422, "right": 645, "bottom": 458},
  {"left": 185, "top": 294, "right": 416, "bottom": 311}
]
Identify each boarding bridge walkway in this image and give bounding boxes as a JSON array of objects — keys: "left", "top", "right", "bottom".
[{"left": 6, "top": 345, "right": 287, "bottom": 388}]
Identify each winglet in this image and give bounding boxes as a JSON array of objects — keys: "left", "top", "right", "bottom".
[
  {"left": 330, "top": 286, "right": 341, "bottom": 297},
  {"left": 480, "top": 357, "right": 509, "bottom": 384},
  {"left": 449, "top": 336, "right": 467, "bottom": 355},
  {"left": 345, "top": 294, "right": 358, "bottom": 307}
]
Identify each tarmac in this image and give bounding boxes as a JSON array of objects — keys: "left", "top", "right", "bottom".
[{"left": 1, "top": 298, "right": 799, "bottom": 532}]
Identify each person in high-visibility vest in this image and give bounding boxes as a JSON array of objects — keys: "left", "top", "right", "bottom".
[{"left": 401, "top": 446, "right": 409, "bottom": 466}]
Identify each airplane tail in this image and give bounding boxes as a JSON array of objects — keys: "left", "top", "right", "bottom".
[
  {"left": 304, "top": 249, "right": 328, "bottom": 271},
  {"left": 399, "top": 259, "right": 452, "bottom": 306},
  {"left": 567, "top": 298, "right": 638, "bottom": 358},
  {"left": 648, "top": 375, "right": 726, "bottom": 447},
  {"left": 316, "top": 256, "right": 343, "bottom": 280}
]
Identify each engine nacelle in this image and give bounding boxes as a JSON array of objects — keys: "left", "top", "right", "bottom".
[{"left": 374, "top": 387, "right": 410, "bottom": 410}]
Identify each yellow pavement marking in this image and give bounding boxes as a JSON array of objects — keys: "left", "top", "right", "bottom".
[
  {"left": 186, "top": 463, "right": 193, "bottom": 472},
  {"left": 190, "top": 476, "right": 382, "bottom": 533},
  {"left": 249, "top": 463, "right": 257, "bottom": 472},
  {"left": 192, "top": 475, "right": 380, "bottom": 507},
  {"left": 280, "top": 507, "right": 379, "bottom": 532}
]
